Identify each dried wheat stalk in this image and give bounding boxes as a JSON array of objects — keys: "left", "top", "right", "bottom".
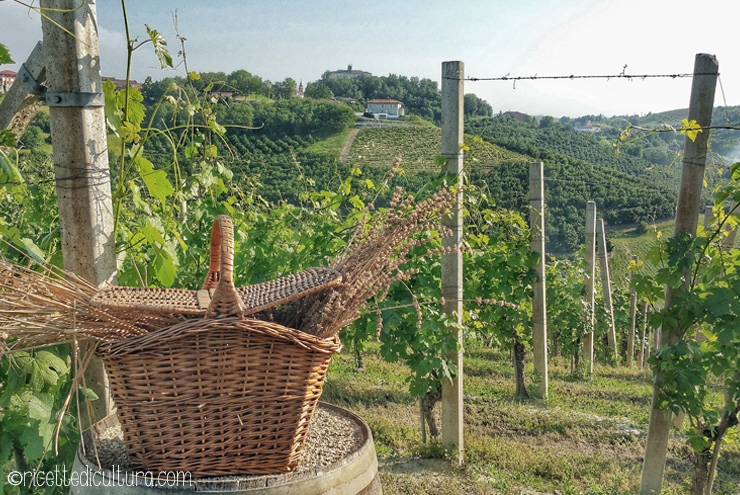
[{"left": 0, "top": 257, "right": 177, "bottom": 351}]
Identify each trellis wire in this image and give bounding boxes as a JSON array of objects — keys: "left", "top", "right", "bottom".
[{"left": 444, "top": 71, "right": 719, "bottom": 82}]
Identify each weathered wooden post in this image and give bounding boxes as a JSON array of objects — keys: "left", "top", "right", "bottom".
[
  {"left": 440, "top": 60, "right": 464, "bottom": 462},
  {"left": 627, "top": 254, "right": 638, "bottom": 367},
  {"left": 640, "top": 53, "right": 718, "bottom": 495},
  {"left": 40, "top": 0, "right": 118, "bottom": 423},
  {"left": 529, "top": 161, "right": 548, "bottom": 399},
  {"left": 583, "top": 201, "right": 596, "bottom": 376},
  {"left": 596, "top": 218, "right": 617, "bottom": 361}
]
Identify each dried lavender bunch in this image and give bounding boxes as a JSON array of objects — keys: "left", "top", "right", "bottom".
[{"left": 278, "top": 184, "right": 457, "bottom": 338}]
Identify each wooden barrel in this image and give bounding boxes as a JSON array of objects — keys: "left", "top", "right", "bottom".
[{"left": 69, "top": 403, "right": 382, "bottom": 495}]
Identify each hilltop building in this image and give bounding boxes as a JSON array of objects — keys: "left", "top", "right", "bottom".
[
  {"left": 366, "top": 98, "right": 404, "bottom": 119},
  {"left": 574, "top": 120, "right": 601, "bottom": 134},
  {"left": 1, "top": 70, "right": 17, "bottom": 92},
  {"left": 102, "top": 76, "right": 143, "bottom": 91},
  {"left": 296, "top": 81, "right": 304, "bottom": 98},
  {"left": 501, "top": 111, "right": 529, "bottom": 122},
  {"left": 328, "top": 64, "right": 371, "bottom": 79}
]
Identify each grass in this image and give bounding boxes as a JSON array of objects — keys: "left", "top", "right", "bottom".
[
  {"left": 322, "top": 340, "right": 740, "bottom": 495},
  {"left": 305, "top": 127, "right": 352, "bottom": 157}
]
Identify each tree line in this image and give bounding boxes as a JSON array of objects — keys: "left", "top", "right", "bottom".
[{"left": 140, "top": 69, "right": 493, "bottom": 125}]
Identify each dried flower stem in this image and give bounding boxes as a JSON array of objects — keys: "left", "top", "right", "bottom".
[{"left": 276, "top": 178, "right": 457, "bottom": 338}]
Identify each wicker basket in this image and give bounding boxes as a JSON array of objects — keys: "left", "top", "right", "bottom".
[{"left": 94, "top": 215, "right": 342, "bottom": 476}]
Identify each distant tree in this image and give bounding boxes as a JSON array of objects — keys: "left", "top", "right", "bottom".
[
  {"left": 229, "top": 69, "right": 263, "bottom": 96},
  {"left": 539, "top": 115, "right": 556, "bottom": 128},
  {"left": 322, "top": 75, "right": 362, "bottom": 100},
  {"left": 304, "top": 83, "right": 333, "bottom": 99},
  {"left": 20, "top": 125, "right": 45, "bottom": 151},
  {"left": 215, "top": 102, "right": 254, "bottom": 128},
  {"left": 261, "top": 80, "right": 274, "bottom": 98},
  {"left": 559, "top": 116, "right": 573, "bottom": 127},
  {"left": 272, "top": 77, "right": 297, "bottom": 100},
  {"left": 142, "top": 76, "right": 180, "bottom": 104},
  {"left": 194, "top": 71, "right": 229, "bottom": 93},
  {"left": 358, "top": 75, "right": 384, "bottom": 99},
  {"left": 464, "top": 93, "right": 492, "bottom": 118},
  {"left": 251, "top": 98, "right": 355, "bottom": 138},
  {"left": 30, "top": 110, "right": 51, "bottom": 134}
]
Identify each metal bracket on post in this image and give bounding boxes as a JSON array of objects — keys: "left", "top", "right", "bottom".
[
  {"left": 0, "top": 42, "right": 46, "bottom": 136},
  {"left": 17, "top": 62, "right": 104, "bottom": 108},
  {"left": 18, "top": 63, "right": 45, "bottom": 96},
  {"left": 44, "top": 91, "right": 104, "bottom": 107}
]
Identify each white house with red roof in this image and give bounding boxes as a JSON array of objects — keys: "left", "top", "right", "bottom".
[
  {"left": 1, "top": 70, "right": 17, "bottom": 92},
  {"left": 366, "top": 98, "right": 404, "bottom": 119}
]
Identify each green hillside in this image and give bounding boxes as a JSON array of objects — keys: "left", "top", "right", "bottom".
[
  {"left": 466, "top": 115, "right": 683, "bottom": 191},
  {"left": 634, "top": 105, "right": 740, "bottom": 163},
  {"left": 344, "top": 126, "right": 531, "bottom": 172},
  {"left": 609, "top": 212, "right": 740, "bottom": 278},
  {"left": 335, "top": 117, "right": 679, "bottom": 253}
]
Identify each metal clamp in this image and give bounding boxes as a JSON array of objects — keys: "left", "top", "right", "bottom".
[
  {"left": 19, "top": 62, "right": 104, "bottom": 107},
  {"left": 44, "top": 91, "right": 104, "bottom": 108},
  {"left": 18, "top": 63, "right": 44, "bottom": 96}
]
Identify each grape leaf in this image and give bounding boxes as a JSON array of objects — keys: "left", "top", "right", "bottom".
[
  {"left": 146, "top": 25, "right": 173, "bottom": 69},
  {"left": 134, "top": 156, "right": 174, "bottom": 204},
  {"left": 679, "top": 118, "right": 702, "bottom": 142}
]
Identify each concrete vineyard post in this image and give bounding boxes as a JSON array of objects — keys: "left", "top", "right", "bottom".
[
  {"left": 530, "top": 161, "right": 548, "bottom": 399},
  {"left": 627, "top": 255, "right": 638, "bottom": 367},
  {"left": 40, "top": 0, "right": 118, "bottom": 424},
  {"left": 596, "top": 218, "right": 617, "bottom": 361},
  {"left": 638, "top": 301, "right": 649, "bottom": 369},
  {"left": 440, "top": 60, "right": 464, "bottom": 463},
  {"left": 640, "top": 53, "right": 718, "bottom": 495},
  {"left": 583, "top": 201, "right": 596, "bottom": 376}
]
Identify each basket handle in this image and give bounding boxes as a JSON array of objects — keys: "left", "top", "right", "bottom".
[{"left": 202, "top": 215, "right": 247, "bottom": 318}]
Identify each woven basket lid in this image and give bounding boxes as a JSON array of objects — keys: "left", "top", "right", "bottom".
[{"left": 91, "top": 216, "right": 341, "bottom": 317}]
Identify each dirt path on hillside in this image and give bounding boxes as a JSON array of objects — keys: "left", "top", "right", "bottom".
[{"left": 339, "top": 128, "right": 360, "bottom": 163}]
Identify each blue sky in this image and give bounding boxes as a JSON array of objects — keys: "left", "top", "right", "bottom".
[{"left": 2, "top": 0, "right": 739, "bottom": 117}]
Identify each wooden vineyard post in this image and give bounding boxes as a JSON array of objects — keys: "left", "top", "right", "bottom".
[
  {"left": 40, "top": 0, "right": 118, "bottom": 424},
  {"left": 596, "top": 218, "right": 617, "bottom": 362},
  {"left": 529, "top": 161, "right": 548, "bottom": 399},
  {"left": 440, "top": 60, "right": 464, "bottom": 462},
  {"left": 627, "top": 255, "right": 638, "bottom": 367},
  {"left": 640, "top": 53, "right": 718, "bottom": 495},
  {"left": 583, "top": 201, "right": 596, "bottom": 376}
]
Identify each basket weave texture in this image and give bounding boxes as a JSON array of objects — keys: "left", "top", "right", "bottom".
[{"left": 94, "top": 215, "right": 342, "bottom": 476}]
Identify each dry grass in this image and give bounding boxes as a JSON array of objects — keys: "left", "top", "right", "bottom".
[{"left": 322, "top": 342, "right": 740, "bottom": 495}]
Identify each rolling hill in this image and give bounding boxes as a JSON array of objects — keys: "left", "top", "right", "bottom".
[{"left": 336, "top": 117, "right": 677, "bottom": 254}]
